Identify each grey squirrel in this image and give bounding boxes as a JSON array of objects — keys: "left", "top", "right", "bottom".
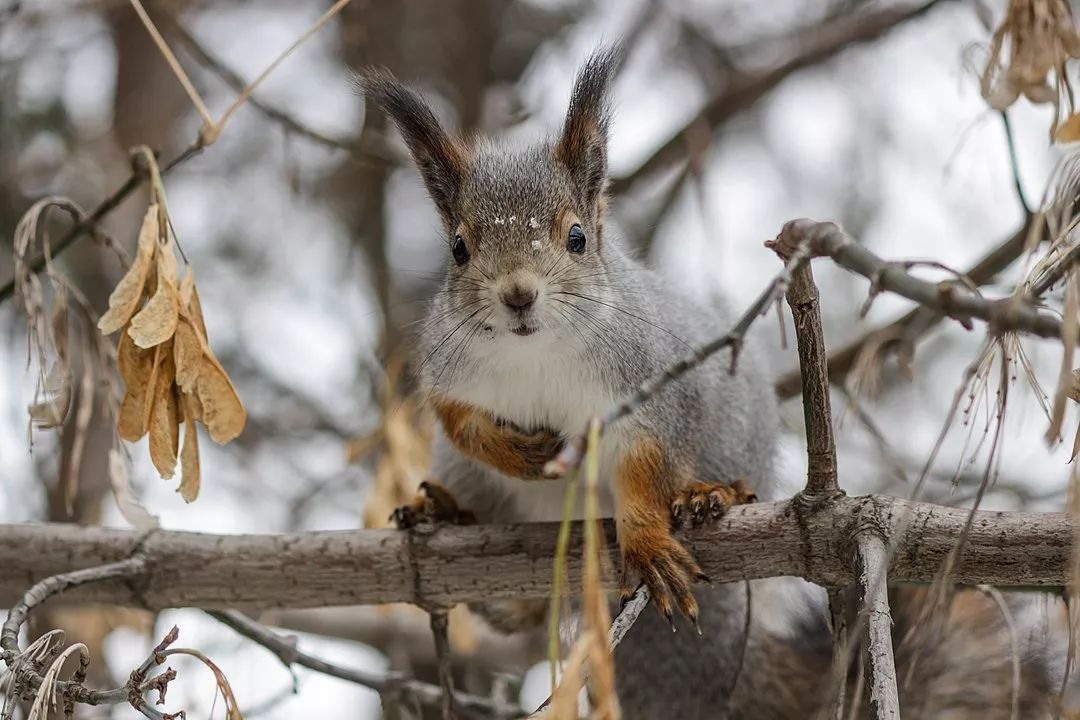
[{"left": 362, "top": 49, "right": 1057, "bottom": 719}]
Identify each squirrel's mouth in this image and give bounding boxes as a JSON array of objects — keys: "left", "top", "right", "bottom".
[{"left": 511, "top": 324, "right": 536, "bottom": 337}]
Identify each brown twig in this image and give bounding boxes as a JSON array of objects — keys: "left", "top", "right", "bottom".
[
  {"left": 855, "top": 534, "right": 900, "bottom": 719},
  {"left": 156, "top": 8, "right": 398, "bottom": 164},
  {"left": 779, "top": 256, "right": 840, "bottom": 496},
  {"left": 0, "top": 556, "right": 185, "bottom": 716},
  {"left": 206, "top": 610, "right": 515, "bottom": 718},
  {"left": 429, "top": 609, "right": 458, "bottom": 720},
  {"left": 775, "top": 218, "right": 1037, "bottom": 399},
  {"left": 0, "top": 145, "right": 202, "bottom": 305}
]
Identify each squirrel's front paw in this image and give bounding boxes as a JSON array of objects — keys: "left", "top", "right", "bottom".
[
  {"left": 619, "top": 526, "right": 706, "bottom": 628},
  {"left": 391, "top": 481, "right": 477, "bottom": 529},
  {"left": 670, "top": 479, "right": 756, "bottom": 527}
]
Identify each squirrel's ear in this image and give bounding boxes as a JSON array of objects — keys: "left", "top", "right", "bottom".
[
  {"left": 555, "top": 47, "right": 621, "bottom": 212},
  {"left": 359, "top": 68, "right": 466, "bottom": 223}
]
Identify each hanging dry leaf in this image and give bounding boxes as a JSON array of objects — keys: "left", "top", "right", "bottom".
[
  {"left": 128, "top": 238, "right": 180, "bottom": 349},
  {"left": 108, "top": 449, "right": 160, "bottom": 531},
  {"left": 117, "top": 332, "right": 157, "bottom": 441},
  {"left": 178, "top": 391, "right": 201, "bottom": 503},
  {"left": 147, "top": 344, "right": 179, "bottom": 478},
  {"left": 192, "top": 354, "right": 245, "bottom": 444},
  {"left": 98, "top": 205, "right": 158, "bottom": 334},
  {"left": 173, "top": 317, "right": 204, "bottom": 391},
  {"left": 28, "top": 362, "right": 71, "bottom": 429}
]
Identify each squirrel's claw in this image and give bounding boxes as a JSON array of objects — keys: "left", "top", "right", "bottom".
[
  {"left": 619, "top": 528, "right": 702, "bottom": 629},
  {"left": 391, "top": 480, "right": 477, "bottom": 529},
  {"left": 670, "top": 479, "right": 757, "bottom": 529}
]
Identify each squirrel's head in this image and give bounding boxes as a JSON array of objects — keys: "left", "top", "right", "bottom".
[{"left": 361, "top": 49, "right": 620, "bottom": 344}]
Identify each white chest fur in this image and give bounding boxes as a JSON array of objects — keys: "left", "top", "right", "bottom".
[{"left": 443, "top": 329, "right": 624, "bottom": 521}]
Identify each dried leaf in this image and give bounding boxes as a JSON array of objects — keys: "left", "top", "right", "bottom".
[
  {"left": 173, "top": 317, "right": 204, "bottom": 391},
  {"left": 193, "top": 352, "right": 246, "bottom": 444},
  {"left": 117, "top": 331, "right": 156, "bottom": 441},
  {"left": 98, "top": 205, "right": 158, "bottom": 334},
  {"left": 51, "top": 286, "right": 69, "bottom": 364},
  {"left": 128, "top": 247, "right": 179, "bottom": 349},
  {"left": 108, "top": 449, "right": 160, "bottom": 531},
  {"left": 28, "top": 362, "right": 71, "bottom": 429},
  {"left": 147, "top": 343, "right": 179, "bottom": 478},
  {"left": 175, "top": 302, "right": 245, "bottom": 443},
  {"left": 178, "top": 391, "right": 201, "bottom": 503}
]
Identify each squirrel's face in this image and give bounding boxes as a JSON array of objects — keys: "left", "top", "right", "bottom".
[
  {"left": 361, "top": 49, "right": 620, "bottom": 344},
  {"left": 444, "top": 146, "right": 608, "bottom": 339}
]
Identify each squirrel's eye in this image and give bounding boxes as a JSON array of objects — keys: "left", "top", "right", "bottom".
[
  {"left": 452, "top": 235, "right": 470, "bottom": 266},
  {"left": 567, "top": 224, "right": 586, "bottom": 254}
]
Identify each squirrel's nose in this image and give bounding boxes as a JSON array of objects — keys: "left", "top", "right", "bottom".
[{"left": 501, "top": 285, "right": 537, "bottom": 312}]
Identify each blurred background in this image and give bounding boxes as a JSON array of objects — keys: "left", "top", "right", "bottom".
[{"left": 0, "top": 0, "right": 1074, "bottom": 716}]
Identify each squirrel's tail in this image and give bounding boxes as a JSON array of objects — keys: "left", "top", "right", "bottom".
[
  {"left": 614, "top": 580, "right": 1064, "bottom": 719},
  {"left": 766, "top": 585, "right": 1064, "bottom": 719}
]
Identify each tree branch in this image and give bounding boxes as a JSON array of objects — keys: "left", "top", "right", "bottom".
[
  {"left": 770, "top": 219, "right": 1063, "bottom": 339},
  {"left": 856, "top": 534, "right": 901, "bottom": 719},
  {"left": 206, "top": 610, "right": 518, "bottom": 719},
  {"left": 0, "top": 496, "right": 1070, "bottom": 610},
  {"left": 609, "top": 0, "right": 955, "bottom": 197},
  {"left": 774, "top": 218, "right": 1036, "bottom": 399}
]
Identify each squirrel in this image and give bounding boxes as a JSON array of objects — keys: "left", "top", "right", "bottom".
[{"left": 362, "top": 49, "right": 1059, "bottom": 719}]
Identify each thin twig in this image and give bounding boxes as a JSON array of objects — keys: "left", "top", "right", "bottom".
[
  {"left": 429, "top": 609, "right": 457, "bottom": 720},
  {"left": 855, "top": 534, "right": 900, "bottom": 719},
  {"left": 0, "top": 145, "right": 202, "bottom": 304},
  {"left": 158, "top": 10, "right": 397, "bottom": 161},
  {"left": 0, "top": 557, "right": 183, "bottom": 712},
  {"left": 1000, "top": 111, "right": 1031, "bottom": 216},
  {"left": 609, "top": 0, "right": 954, "bottom": 196},
  {"left": 206, "top": 610, "right": 518, "bottom": 719},
  {"left": 128, "top": 0, "right": 214, "bottom": 131},
  {"left": 210, "top": 0, "right": 353, "bottom": 144}
]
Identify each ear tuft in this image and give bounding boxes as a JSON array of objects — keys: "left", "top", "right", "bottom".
[
  {"left": 359, "top": 67, "right": 466, "bottom": 223},
  {"left": 555, "top": 47, "right": 622, "bottom": 211}
]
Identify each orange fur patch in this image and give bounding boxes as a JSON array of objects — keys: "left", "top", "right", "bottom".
[{"left": 431, "top": 396, "right": 563, "bottom": 480}]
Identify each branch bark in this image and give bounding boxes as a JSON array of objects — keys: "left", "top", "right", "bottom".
[
  {"left": 856, "top": 534, "right": 901, "bottom": 719},
  {"left": 0, "top": 495, "right": 1070, "bottom": 610},
  {"left": 774, "top": 218, "right": 1035, "bottom": 399}
]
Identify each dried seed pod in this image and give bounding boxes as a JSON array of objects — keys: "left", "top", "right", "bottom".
[{"left": 98, "top": 205, "right": 158, "bottom": 334}]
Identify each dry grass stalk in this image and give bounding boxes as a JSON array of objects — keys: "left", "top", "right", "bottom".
[
  {"left": 98, "top": 147, "right": 245, "bottom": 502},
  {"left": 980, "top": 0, "right": 1080, "bottom": 140},
  {"left": 545, "top": 419, "right": 619, "bottom": 720}
]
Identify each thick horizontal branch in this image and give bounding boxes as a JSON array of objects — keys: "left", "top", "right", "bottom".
[{"left": 0, "top": 494, "right": 1069, "bottom": 610}]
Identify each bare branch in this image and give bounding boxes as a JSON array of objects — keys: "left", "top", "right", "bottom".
[
  {"left": 0, "top": 496, "right": 1071, "bottom": 610},
  {"left": 855, "top": 534, "right": 900, "bottom": 719},
  {"left": 775, "top": 219, "right": 1035, "bottom": 399},
  {"left": 779, "top": 254, "right": 840, "bottom": 495},
  {"left": 206, "top": 610, "right": 517, "bottom": 719},
  {"left": 771, "top": 219, "right": 1063, "bottom": 339},
  {"left": 0, "top": 557, "right": 188, "bottom": 717},
  {"left": 610, "top": 0, "right": 955, "bottom": 196}
]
